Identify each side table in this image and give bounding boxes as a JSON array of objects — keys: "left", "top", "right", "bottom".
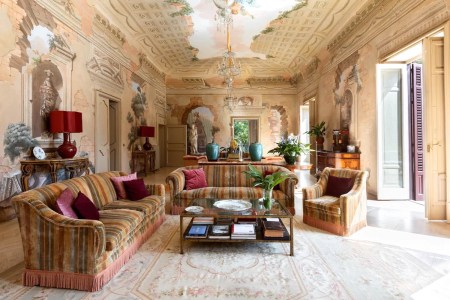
[
  {"left": 132, "top": 150, "right": 156, "bottom": 175},
  {"left": 20, "top": 157, "right": 90, "bottom": 191}
]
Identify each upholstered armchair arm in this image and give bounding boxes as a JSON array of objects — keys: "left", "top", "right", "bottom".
[
  {"left": 165, "top": 168, "right": 186, "bottom": 201},
  {"left": 12, "top": 197, "right": 106, "bottom": 273},
  {"left": 338, "top": 171, "right": 369, "bottom": 228},
  {"left": 279, "top": 175, "right": 299, "bottom": 208},
  {"left": 146, "top": 183, "right": 165, "bottom": 197}
]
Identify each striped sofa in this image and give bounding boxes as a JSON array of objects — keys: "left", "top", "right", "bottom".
[
  {"left": 166, "top": 165, "right": 298, "bottom": 214},
  {"left": 302, "top": 167, "right": 369, "bottom": 236},
  {"left": 12, "top": 171, "right": 165, "bottom": 292}
]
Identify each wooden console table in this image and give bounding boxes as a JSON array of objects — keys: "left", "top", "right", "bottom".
[
  {"left": 198, "top": 158, "right": 286, "bottom": 166},
  {"left": 317, "top": 150, "right": 360, "bottom": 172},
  {"left": 20, "top": 157, "right": 90, "bottom": 191},
  {"left": 131, "top": 150, "right": 155, "bottom": 175}
]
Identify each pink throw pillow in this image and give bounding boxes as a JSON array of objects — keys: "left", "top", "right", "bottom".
[
  {"left": 73, "top": 192, "right": 100, "bottom": 220},
  {"left": 55, "top": 188, "right": 78, "bottom": 219},
  {"left": 123, "top": 178, "right": 149, "bottom": 201},
  {"left": 110, "top": 173, "right": 137, "bottom": 199},
  {"left": 182, "top": 168, "right": 208, "bottom": 190},
  {"left": 325, "top": 175, "right": 355, "bottom": 197}
]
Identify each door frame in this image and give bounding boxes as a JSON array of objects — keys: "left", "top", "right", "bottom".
[
  {"left": 94, "top": 90, "right": 121, "bottom": 172},
  {"left": 376, "top": 64, "right": 411, "bottom": 199},
  {"left": 108, "top": 99, "right": 120, "bottom": 171}
]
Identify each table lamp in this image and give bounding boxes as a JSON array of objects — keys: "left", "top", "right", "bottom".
[
  {"left": 139, "top": 126, "right": 155, "bottom": 150},
  {"left": 49, "top": 110, "right": 83, "bottom": 159}
]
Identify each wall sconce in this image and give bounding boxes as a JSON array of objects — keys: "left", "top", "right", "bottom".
[
  {"left": 49, "top": 111, "right": 83, "bottom": 159},
  {"left": 139, "top": 126, "right": 155, "bottom": 150}
]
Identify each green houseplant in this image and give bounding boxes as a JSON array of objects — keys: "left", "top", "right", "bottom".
[
  {"left": 305, "top": 121, "right": 326, "bottom": 149},
  {"left": 268, "top": 134, "right": 309, "bottom": 166},
  {"left": 243, "top": 164, "right": 290, "bottom": 209}
]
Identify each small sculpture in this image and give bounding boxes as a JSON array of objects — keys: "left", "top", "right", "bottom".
[{"left": 189, "top": 123, "right": 198, "bottom": 154}]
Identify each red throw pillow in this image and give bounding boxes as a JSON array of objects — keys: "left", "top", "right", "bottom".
[
  {"left": 325, "top": 175, "right": 355, "bottom": 197},
  {"left": 73, "top": 192, "right": 100, "bottom": 220},
  {"left": 110, "top": 173, "right": 137, "bottom": 199},
  {"left": 123, "top": 178, "right": 149, "bottom": 201},
  {"left": 55, "top": 188, "right": 78, "bottom": 219},
  {"left": 182, "top": 168, "right": 208, "bottom": 190},
  {"left": 264, "top": 170, "right": 281, "bottom": 190}
]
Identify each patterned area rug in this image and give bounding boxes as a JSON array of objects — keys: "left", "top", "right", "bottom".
[{"left": 2, "top": 216, "right": 450, "bottom": 299}]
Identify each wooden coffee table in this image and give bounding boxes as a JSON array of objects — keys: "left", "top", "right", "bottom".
[{"left": 179, "top": 198, "right": 294, "bottom": 256}]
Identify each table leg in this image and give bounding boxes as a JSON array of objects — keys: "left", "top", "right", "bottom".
[
  {"left": 290, "top": 217, "right": 294, "bottom": 256},
  {"left": 20, "top": 164, "right": 35, "bottom": 192},
  {"left": 180, "top": 215, "right": 184, "bottom": 254}
]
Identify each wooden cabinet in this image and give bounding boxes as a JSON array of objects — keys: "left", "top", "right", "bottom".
[{"left": 317, "top": 150, "right": 360, "bottom": 172}]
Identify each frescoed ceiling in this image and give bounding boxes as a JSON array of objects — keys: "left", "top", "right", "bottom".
[{"left": 97, "top": 0, "right": 370, "bottom": 88}]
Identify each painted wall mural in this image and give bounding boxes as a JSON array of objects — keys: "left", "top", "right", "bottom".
[
  {"left": 127, "top": 83, "right": 149, "bottom": 151},
  {"left": 186, "top": 108, "right": 215, "bottom": 154},
  {"left": 3, "top": 123, "right": 38, "bottom": 163}
]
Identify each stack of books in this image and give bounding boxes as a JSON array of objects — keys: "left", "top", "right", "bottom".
[
  {"left": 236, "top": 217, "right": 258, "bottom": 226},
  {"left": 231, "top": 223, "right": 256, "bottom": 239},
  {"left": 208, "top": 225, "right": 230, "bottom": 239},
  {"left": 216, "top": 217, "right": 233, "bottom": 225},
  {"left": 262, "top": 218, "right": 284, "bottom": 238},
  {"left": 192, "top": 217, "right": 214, "bottom": 225},
  {"left": 186, "top": 225, "right": 209, "bottom": 238}
]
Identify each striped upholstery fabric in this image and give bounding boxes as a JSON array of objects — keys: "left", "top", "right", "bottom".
[
  {"left": 302, "top": 167, "right": 369, "bottom": 236},
  {"left": 167, "top": 165, "right": 298, "bottom": 214},
  {"left": 12, "top": 172, "right": 165, "bottom": 292}
]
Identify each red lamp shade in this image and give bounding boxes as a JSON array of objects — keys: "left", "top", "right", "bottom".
[
  {"left": 139, "top": 126, "right": 155, "bottom": 150},
  {"left": 49, "top": 111, "right": 83, "bottom": 159}
]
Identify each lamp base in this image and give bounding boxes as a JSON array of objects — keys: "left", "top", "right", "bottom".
[
  {"left": 143, "top": 138, "right": 152, "bottom": 151},
  {"left": 58, "top": 133, "right": 77, "bottom": 159}
]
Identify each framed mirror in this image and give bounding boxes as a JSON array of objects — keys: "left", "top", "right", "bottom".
[{"left": 231, "top": 117, "right": 260, "bottom": 152}]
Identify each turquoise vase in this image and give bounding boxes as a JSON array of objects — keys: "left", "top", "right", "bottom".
[
  {"left": 206, "top": 142, "right": 219, "bottom": 161},
  {"left": 249, "top": 142, "right": 263, "bottom": 161}
]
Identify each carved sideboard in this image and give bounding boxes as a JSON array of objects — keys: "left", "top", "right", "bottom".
[{"left": 316, "top": 150, "right": 360, "bottom": 172}]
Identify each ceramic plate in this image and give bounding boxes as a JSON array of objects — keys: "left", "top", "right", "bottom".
[
  {"left": 213, "top": 200, "right": 252, "bottom": 211},
  {"left": 33, "top": 146, "right": 46, "bottom": 160},
  {"left": 185, "top": 206, "right": 204, "bottom": 213}
]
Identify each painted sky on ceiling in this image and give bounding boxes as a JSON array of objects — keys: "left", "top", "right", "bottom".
[{"left": 187, "top": 0, "right": 299, "bottom": 59}]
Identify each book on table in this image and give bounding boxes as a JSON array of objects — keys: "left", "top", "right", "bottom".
[
  {"left": 209, "top": 225, "right": 231, "bottom": 239},
  {"left": 262, "top": 218, "right": 285, "bottom": 238},
  {"left": 236, "top": 217, "right": 258, "bottom": 226},
  {"left": 192, "top": 217, "right": 214, "bottom": 224},
  {"left": 186, "top": 225, "right": 209, "bottom": 238},
  {"left": 231, "top": 223, "right": 256, "bottom": 239}
]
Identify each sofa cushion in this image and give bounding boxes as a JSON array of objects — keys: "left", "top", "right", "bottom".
[
  {"left": 103, "top": 196, "right": 164, "bottom": 218},
  {"left": 123, "top": 178, "right": 149, "bottom": 200},
  {"left": 325, "top": 175, "right": 354, "bottom": 197},
  {"left": 182, "top": 168, "right": 207, "bottom": 190},
  {"left": 55, "top": 188, "right": 78, "bottom": 219},
  {"left": 110, "top": 173, "right": 137, "bottom": 199},
  {"left": 304, "top": 195, "right": 341, "bottom": 215},
  {"left": 73, "top": 192, "right": 100, "bottom": 220},
  {"left": 99, "top": 209, "right": 144, "bottom": 251}
]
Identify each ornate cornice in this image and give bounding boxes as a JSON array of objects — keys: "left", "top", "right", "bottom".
[
  {"left": 247, "top": 76, "right": 297, "bottom": 88},
  {"left": 87, "top": 48, "right": 124, "bottom": 91},
  {"left": 139, "top": 53, "right": 166, "bottom": 82},
  {"left": 94, "top": 9, "right": 125, "bottom": 45}
]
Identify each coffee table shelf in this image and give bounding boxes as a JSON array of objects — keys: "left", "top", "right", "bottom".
[{"left": 179, "top": 198, "right": 294, "bottom": 256}]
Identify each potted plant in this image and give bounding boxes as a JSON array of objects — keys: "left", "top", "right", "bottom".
[
  {"left": 305, "top": 121, "right": 326, "bottom": 149},
  {"left": 268, "top": 134, "right": 309, "bottom": 166},
  {"left": 243, "top": 164, "right": 290, "bottom": 209}
]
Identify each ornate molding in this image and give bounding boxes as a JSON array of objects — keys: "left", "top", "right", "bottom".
[
  {"left": 94, "top": 9, "right": 126, "bottom": 45},
  {"left": 86, "top": 48, "right": 124, "bottom": 92},
  {"left": 182, "top": 77, "right": 207, "bottom": 88},
  {"left": 154, "top": 89, "right": 166, "bottom": 109},
  {"left": 378, "top": 7, "right": 449, "bottom": 59},
  {"left": 139, "top": 53, "right": 166, "bottom": 82},
  {"left": 247, "top": 76, "right": 296, "bottom": 88}
]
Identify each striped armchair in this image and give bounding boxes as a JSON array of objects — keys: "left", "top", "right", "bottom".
[
  {"left": 302, "top": 167, "right": 369, "bottom": 236},
  {"left": 166, "top": 164, "right": 298, "bottom": 214},
  {"left": 12, "top": 171, "right": 166, "bottom": 292}
]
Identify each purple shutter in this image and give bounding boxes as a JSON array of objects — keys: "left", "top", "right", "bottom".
[{"left": 409, "top": 63, "right": 424, "bottom": 201}]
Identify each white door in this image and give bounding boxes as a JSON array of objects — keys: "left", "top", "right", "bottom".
[
  {"left": 300, "top": 104, "right": 310, "bottom": 164},
  {"left": 95, "top": 94, "right": 110, "bottom": 173},
  {"left": 166, "top": 125, "right": 187, "bottom": 167},
  {"left": 424, "top": 36, "right": 447, "bottom": 220},
  {"left": 376, "top": 64, "right": 410, "bottom": 199}
]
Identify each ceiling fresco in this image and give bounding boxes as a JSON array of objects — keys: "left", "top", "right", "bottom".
[{"left": 98, "top": 0, "right": 370, "bottom": 87}]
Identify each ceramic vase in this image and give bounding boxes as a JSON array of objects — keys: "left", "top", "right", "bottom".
[
  {"left": 249, "top": 142, "right": 263, "bottom": 161},
  {"left": 206, "top": 142, "right": 219, "bottom": 161}
]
